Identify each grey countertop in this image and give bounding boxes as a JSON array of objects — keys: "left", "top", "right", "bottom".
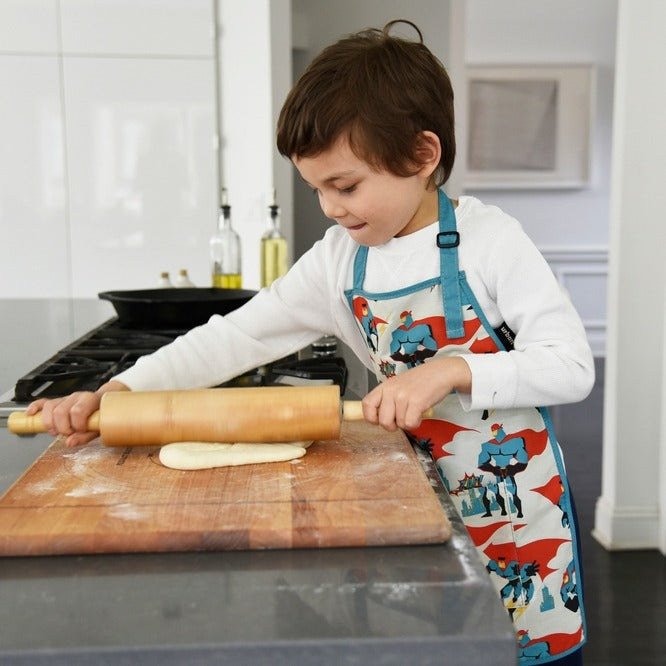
[{"left": 0, "top": 299, "right": 516, "bottom": 665}]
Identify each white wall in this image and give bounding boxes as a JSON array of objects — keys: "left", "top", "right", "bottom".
[
  {"left": 594, "top": 0, "right": 666, "bottom": 552},
  {"left": 217, "top": 0, "right": 293, "bottom": 289},
  {"left": 464, "top": 0, "right": 617, "bottom": 356},
  {"left": 662, "top": 283, "right": 666, "bottom": 554}
]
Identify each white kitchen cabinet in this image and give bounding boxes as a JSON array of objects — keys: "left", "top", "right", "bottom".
[
  {"left": 0, "top": 0, "right": 219, "bottom": 297},
  {"left": 1, "top": 0, "right": 290, "bottom": 297},
  {"left": 0, "top": 0, "right": 59, "bottom": 53},
  {"left": 64, "top": 56, "right": 217, "bottom": 293},
  {"left": 0, "top": 55, "right": 69, "bottom": 297},
  {"left": 59, "top": 0, "right": 214, "bottom": 57}
]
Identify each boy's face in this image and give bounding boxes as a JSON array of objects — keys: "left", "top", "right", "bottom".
[{"left": 293, "top": 135, "right": 438, "bottom": 246}]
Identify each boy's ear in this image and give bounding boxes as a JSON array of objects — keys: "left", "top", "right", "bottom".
[{"left": 413, "top": 131, "right": 441, "bottom": 178}]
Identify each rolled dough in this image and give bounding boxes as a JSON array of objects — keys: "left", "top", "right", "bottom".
[{"left": 159, "top": 440, "right": 313, "bottom": 471}]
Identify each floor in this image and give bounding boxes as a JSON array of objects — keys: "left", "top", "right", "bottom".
[{"left": 550, "top": 359, "right": 666, "bottom": 665}]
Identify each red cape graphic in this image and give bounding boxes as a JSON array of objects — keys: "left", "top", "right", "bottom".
[
  {"left": 470, "top": 334, "right": 500, "bottom": 354},
  {"left": 491, "top": 427, "right": 548, "bottom": 460},
  {"left": 352, "top": 297, "right": 387, "bottom": 327},
  {"left": 410, "top": 418, "right": 475, "bottom": 459},
  {"left": 520, "top": 626, "right": 583, "bottom": 656},
  {"left": 484, "top": 538, "right": 569, "bottom": 580},
  {"left": 466, "top": 521, "right": 512, "bottom": 547},
  {"left": 531, "top": 475, "right": 564, "bottom": 506}
]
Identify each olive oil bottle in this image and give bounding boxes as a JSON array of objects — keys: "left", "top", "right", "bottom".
[
  {"left": 260, "top": 190, "right": 288, "bottom": 288},
  {"left": 210, "top": 188, "right": 242, "bottom": 288}
]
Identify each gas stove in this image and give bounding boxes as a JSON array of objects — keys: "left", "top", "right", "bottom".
[{"left": 0, "top": 318, "right": 347, "bottom": 417}]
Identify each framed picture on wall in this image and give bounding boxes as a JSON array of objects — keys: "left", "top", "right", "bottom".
[{"left": 464, "top": 65, "right": 595, "bottom": 189}]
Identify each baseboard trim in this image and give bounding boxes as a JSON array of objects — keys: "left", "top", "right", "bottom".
[{"left": 593, "top": 496, "right": 661, "bottom": 550}]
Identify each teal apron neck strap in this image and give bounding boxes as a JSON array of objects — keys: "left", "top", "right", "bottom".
[
  {"left": 437, "top": 189, "right": 464, "bottom": 338},
  {"left": 352, "top": 244, "right": 368, "bottom": 289}
]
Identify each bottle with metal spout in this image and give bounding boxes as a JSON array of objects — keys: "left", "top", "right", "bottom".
[
  {"left": 174, "top": 268, "right": 195, "bottom": 287},
  {"left": 210, "top": 188, "right": 242, "bottom": 288},
  {"left": 260, "top": 189, "right": 288, "bottom": 288}
]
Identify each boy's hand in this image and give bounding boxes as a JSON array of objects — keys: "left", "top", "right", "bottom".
[
  {"left": 25, "top": 380, "right": 129, "bottom": 447},
  {"left": 361, "top": 356, "right": 471, "bottom": 431}
]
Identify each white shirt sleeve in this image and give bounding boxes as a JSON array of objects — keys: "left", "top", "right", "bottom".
[{"left": 112, "top": 235, "right": 345, "bottom": 391}]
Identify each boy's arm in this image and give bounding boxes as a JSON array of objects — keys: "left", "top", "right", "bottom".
[
  {"left": 361, "top": 356, "right": 471, "bottom": 431},
  {"left": 113, "top": 240, "right": 337, "bottom": 392}
]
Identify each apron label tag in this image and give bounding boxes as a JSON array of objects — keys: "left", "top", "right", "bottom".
[{"left": 493, "top": 322, "right": 516, "bottom": 351}]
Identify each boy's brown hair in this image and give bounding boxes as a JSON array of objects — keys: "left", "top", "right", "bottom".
[{"left": 276, "top": 20, "right": 455, "bottom": 187}]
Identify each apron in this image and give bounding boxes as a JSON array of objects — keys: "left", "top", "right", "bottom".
[{"left": 344, "top": 190, "right": 585, "bottom": 664}]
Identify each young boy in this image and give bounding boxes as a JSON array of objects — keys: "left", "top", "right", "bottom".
[{"left": 29, "top": 20, "right": 593, "bottom": 665}]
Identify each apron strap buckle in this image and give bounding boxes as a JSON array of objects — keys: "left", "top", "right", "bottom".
[{"left": 437, "top": 231, "right": 460, "bottom": 249}]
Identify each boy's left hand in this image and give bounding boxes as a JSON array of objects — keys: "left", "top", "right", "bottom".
[{"left": 361, "top": 356, "right": 471, "bottom": 431}]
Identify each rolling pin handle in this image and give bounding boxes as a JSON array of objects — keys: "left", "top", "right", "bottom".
[
  {"left": 341, "top": 401, "right": 435, "bottom": 423},
  {"left": 341, "top": 401, "right": 365, "bottom": 421},
  {"left": 7, "top": 411, "right": 101, "bottom": 435},
  {"left": 87, "top": 412, "right": 101, "bottom": 431},
  {"left": 7, "top": 412, "right": 47, "bottom": 435}
]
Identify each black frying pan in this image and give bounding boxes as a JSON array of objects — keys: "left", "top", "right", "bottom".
[{"left": 99, "top": 288, "right": 257, "bottom": 329}]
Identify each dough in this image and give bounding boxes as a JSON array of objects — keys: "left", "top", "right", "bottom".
[{"left": 159, "top": 440, "right": 313, "bottom": 471}]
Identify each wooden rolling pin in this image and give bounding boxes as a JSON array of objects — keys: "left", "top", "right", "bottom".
[{"left": 7, "top": 385, "right": 433, "bottom": 447}]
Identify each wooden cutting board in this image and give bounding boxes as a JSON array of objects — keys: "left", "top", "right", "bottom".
[{"left": 0, "top": 422, "right": 450, "bottom": 556}]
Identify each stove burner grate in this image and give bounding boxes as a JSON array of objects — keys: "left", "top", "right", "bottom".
[{"left": 7, "top": 317, "right": 347, "bottom": 408}]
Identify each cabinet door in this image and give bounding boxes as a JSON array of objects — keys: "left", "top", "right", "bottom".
[
  {"left": 0, "top": 55, "right": 69, "bottom": 297},
  {"left": 59, "top": 0, "right": 214, "bottom": 57},
  {"left": 64, "top": 57, "right": 217, "bottom": 294},
  {"left": 0, "top": 0, "right": 59, "bottom": 53}
]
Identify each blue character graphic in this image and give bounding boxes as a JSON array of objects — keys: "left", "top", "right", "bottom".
[
  {"left": 478, "top": 423, "right": 528, "bottom": 518},
  {"left": 389, "top": 310, "right": 438, "bottom": 367},
  {"left": 486, "top": 557, "right": 540, "bottom": 615},
  {"left": 517, "top": 630, "right": 551, "bottom": 661}
]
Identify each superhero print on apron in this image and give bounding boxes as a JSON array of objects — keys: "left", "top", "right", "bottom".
[{"left": 345, "top": 189, "right": 585, "bottom": 664}]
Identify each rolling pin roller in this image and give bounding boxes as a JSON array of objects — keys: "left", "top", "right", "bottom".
[{"left": 7, "top": 385, "right": 433, "bottom": 447}]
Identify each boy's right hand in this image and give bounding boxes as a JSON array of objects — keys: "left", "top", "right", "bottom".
[{"left": 25, "top": 380, "right": 129, "bottom": 447}]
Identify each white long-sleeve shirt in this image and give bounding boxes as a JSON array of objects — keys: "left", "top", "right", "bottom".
[{"left": 114, "top": 196, "right": 594, "bottom": 410}]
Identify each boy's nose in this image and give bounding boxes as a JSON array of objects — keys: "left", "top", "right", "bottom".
[{"left": 319, "top": 194, "right": 345, "bottom": 220}]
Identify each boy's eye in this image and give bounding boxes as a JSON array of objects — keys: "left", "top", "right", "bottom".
[{"left": 340, "top": 184, "right": 357, "bottom": 194}]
